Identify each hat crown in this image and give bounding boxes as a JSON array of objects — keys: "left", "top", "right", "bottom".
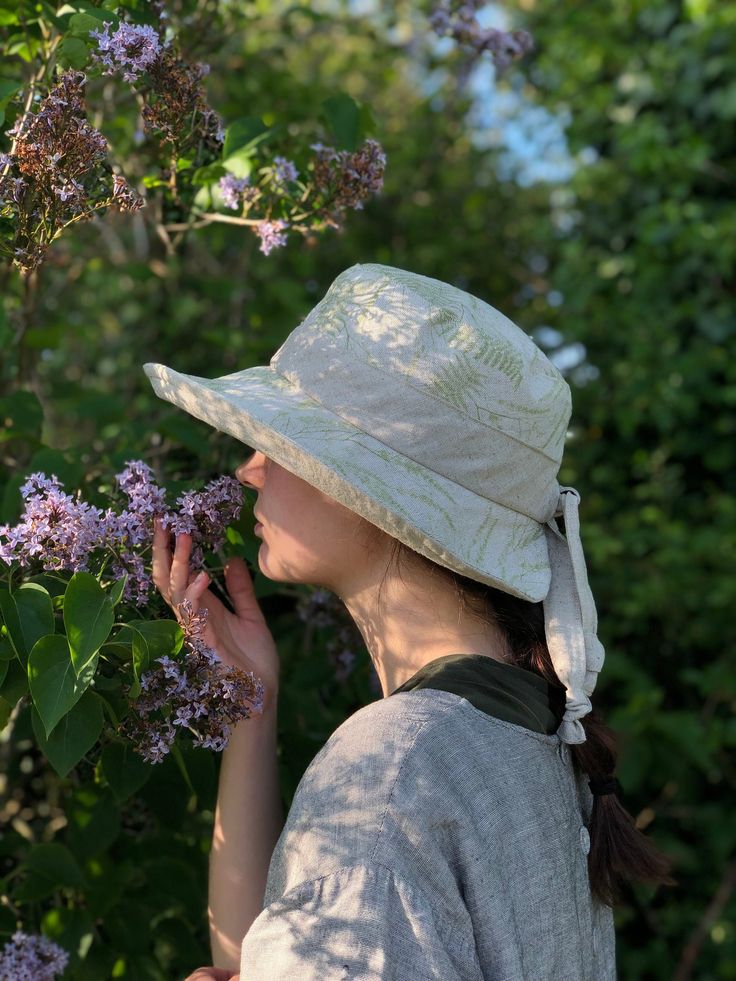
[{"left": 272, "top": 264, "right": 571, "bottom": 466}]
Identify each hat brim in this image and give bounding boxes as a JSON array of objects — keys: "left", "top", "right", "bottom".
[{"left": 144, "top": 362, "right": 551, "bottom": 602}]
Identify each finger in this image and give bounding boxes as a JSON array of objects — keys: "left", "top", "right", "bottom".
[
  {"left": 183, "top": 969, "right": 233, "bottom": 981},
  {"left": 169, "top": 532, "right": 194, "bottom": 606},
  {"left": 224, "top": 557, "right": 263, "bottom": 623},
  {"left": 183, "top": 570, "right": 211, "bottom": 608},
  {"left": 151, "top": 517, "right": 173, "bottom": 597}
]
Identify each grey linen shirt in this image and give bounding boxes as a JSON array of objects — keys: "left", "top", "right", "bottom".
[{"left": 239, "top": 687, "right": 616, "bottom": 979}]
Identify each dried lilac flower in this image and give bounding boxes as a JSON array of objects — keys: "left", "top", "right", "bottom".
[
  {"left": 0, "top": 152, "right": 13, "bottom": 170},
  {"left": 162, "top": 475, "right": 243, "bottom": 567},
  {"left": 272, "top": 156, "right": 299, "bottom": 186},
  {"left": 429, "top": 1, "right": 534, "bottom": 73},
  {"left": 89, "top": 21, "right": 163, "bottom": 82},
  {"left": 0, "top": 473, "right": 104, "bottom": 572},
  {"left": 140, "top": 48, "right": 223, "bottom": 153},
  {"left": 219, "top": 173, "right": 251, "bottom": 210},
  {"left": 310, "top": 138, "right": 386, "bottom": 227},
  {"left": 0, "top": 930, "right": 69, "bottom": 981},
  {"left": 1, "top": 70, "right": 142, "bottom": 272},
  {"left": 121, "top": 599, "right": 264, "bottom": 762},
  {"left": 254, "top": 218, "right": 289, "bottom": 255},
  {"left": 111, "top": 173, "right": 145, "bottom": 212}
]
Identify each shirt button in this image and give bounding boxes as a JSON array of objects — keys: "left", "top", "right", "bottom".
[{"left": 579, "top": 826, "right": 591, "bottom": 855}]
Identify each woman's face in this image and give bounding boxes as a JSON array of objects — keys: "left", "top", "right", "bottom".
[{"left": 235, "top": 450, "right": 387, "bottom": 592}]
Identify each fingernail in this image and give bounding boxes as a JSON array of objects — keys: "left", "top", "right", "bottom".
[{"left": 196, "top": 571, "right": 208, "bottom": 584}]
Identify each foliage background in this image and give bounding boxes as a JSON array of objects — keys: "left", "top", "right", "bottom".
[{"left": 1, "top": 0, "right": 734, "bottom": 978}]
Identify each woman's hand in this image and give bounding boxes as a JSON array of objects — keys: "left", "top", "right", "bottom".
[
  {"left": 184, "top": 968, "right": 239, "bottom": 981},
  {"left": 152, "top": 519, "right": 280, "bottom": 703}
]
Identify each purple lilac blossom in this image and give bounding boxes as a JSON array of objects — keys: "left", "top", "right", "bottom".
[
  {"left": 102, "top": 461, "right": 169, "bottom": 603},
  {"left": 162, "top": 475, "right": 243, "bottom": 566},
  {"left": 89, "top": 21, "right": 163, "bottom": 82},
  {"left": 254, "top": 218, "right": 289, "bottom": 255},
  {"left": 121, "top": 599, "right": 264, "bottom": 762},
  {"left": 272, "top": 156, "right": 299, "bottom": 186},
  {"left": 218, "top": 173, "right": 251, "bottom": 210},
  {"left": 0, "top": 474, "right": 104, "bottom": 572},
  {"left": 0, "top": 931, "right": 69, "bottom": 981}
]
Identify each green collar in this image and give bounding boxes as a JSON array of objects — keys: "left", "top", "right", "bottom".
[{"left": 389, "top": 653, "right": 566, "bottom": 735}]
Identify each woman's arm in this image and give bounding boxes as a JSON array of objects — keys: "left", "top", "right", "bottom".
[
  {"left": 209, "top": 700, "right": 285, "bottom": 971},
  {"left": 151, "top": 522, "right": 285, "bottom": 974}
]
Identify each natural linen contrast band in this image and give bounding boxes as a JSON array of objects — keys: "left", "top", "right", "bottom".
[{"left": 144, "top": 262, "right": 606, "bottom": 744}]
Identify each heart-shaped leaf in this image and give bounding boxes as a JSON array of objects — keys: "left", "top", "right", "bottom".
[
  {"left": 64, "top": 572, "right": 114, "bottom": 676},
  {"left": 28, "top": 634, "right": 97, "bottom": 738},
  {"left": 32, "top": 690, "right": 104, "bottom": 777}
]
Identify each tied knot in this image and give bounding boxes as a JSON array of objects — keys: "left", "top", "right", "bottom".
[
  {"left": 543, "top": 486, "right": 605, "bottom": 746},
  {"left": 588, "top": 775, "right": 622, "bottom": 798}
]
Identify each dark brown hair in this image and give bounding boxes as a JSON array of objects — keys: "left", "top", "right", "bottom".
[{"left": 378, "top": 536, "right": 677, "bottom": 908}]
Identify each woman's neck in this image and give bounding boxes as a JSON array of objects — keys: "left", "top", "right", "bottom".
[{"left": 338, "top": 555, "right": 510, "bottom": 697}]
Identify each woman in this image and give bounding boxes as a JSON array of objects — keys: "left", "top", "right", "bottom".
[{"left": 146, "top": 264, "right": 674, "bottom": 980}]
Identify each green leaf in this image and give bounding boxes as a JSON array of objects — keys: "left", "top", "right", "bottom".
[
  {"left": 0, "top": 583, "right": 53, "bottom": 667},
  {"left": 221, "top": 149, "right": 256, "bottom": 180},
  {"left": 127, "top": 619, "right": 184, "bottom": 659},
  {"left": 15, "top": 843, "right": 84, "bottom": 902},
  {"left": 0, "top": 659, "right": 7, "bottom": 688},
  {"left": 57, "top": 37, "right": 90, "bottom": 70},
  {"left": 0, "top": 635, "right": 14, "bottom": 661},
  {"left": 100, "top": 741, "right": 152, "bottom": 802},
  {"left": 321, "top": 93, "right": 361, "bottom": 151},
  {"left": 17, "top": 583, "right": 54, "bottom": 660},
  {"left": 32, "top": 691, "right": 104, "bottom": 777},
  {"left": 0, "top": 656, "right": 27, "bottom": 709},
  {"left": 191, "top": 162, "right": 228, "bottom": 186},
  {"left": 67, "top": 788, "right": 121, "bottom": 862},
  {"left": 64, "top": 572, "right": 114, "bottom": 677},
  {"left": 223, "top": 116, "right": 269, "bottom": 158},
  {"left": 0, "top": 590, "right": 20, "bottom": 657},
  {"left": 69, "top": 11, "right": 114, "bottom": 34},
  {"left": 0, "top": 78, "right": 20, "bottom": 128},
  {"left": 28, "top": 635, "right": 97, "bottom": 738},
  {"left": 107, "top": 576, "right": 128, "bottom": 607}
]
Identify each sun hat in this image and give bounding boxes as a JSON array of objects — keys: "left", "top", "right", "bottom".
[{"left": 144, "top": 262, "right": 605, "bottom": 745}]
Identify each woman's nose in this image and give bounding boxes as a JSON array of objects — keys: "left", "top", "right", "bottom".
[{"left": 235, "top": 451, "right": 268, "bottom": 488}]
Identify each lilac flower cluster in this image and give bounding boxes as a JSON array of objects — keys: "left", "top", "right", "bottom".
[
  {"left": 0, "top": 464, "right": 243, "bottom": 606},
  {"left": 0, "top": 931, "right": 69, "bottom": 981},
  {"left": 0, "top": 474, "right": 103, "bottom": 572},
  {"left": 218, "top": 173, "right": 252, "bottom": 210},
  {"left": 102, "top": 461, "right": 169, "bottom": 604},
  {"left": 161, "top": 475, "right": 243, "bottom": 567},
  {"left": 121, "top": 599, "right": 264, "bottom": 762},
  {"left": 255, "top": 218, "right": 289, "bottom": 255},
  {"left": 87, "top": 16, "right": 223, "bottom": 154},
  {"left": 310, "top": 138, "right": 386, "bottom": 227},
  {"left": 429, "top": 2, "right": 534, "bottom": 73},
  {"left": 1, "top": 70, "right": 143, "bottom": 272},
  {"left": 296, "top": 587, "right": 364, "bottom": 684},
  {"left": 272, "top": 156, "right": 299, "bottom": 187},
  {"left": 89, "top": 21, "right": 163, "bottom": 82}
]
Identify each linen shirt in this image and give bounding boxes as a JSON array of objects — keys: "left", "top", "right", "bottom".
[{"left": 239, "top": 663, "right": 616, "bottom": 979}]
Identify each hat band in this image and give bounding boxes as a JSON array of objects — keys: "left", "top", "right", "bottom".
[{"left": 270, "top": 361, "right": 561, "bottom": 525}]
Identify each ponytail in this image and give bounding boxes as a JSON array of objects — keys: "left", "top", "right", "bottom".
[
  {"left": 479, "top": 586, "right": 677, "bottom": 907},
  {"left": 382, "top": 537, "right": 677, "bottom": 908}
]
